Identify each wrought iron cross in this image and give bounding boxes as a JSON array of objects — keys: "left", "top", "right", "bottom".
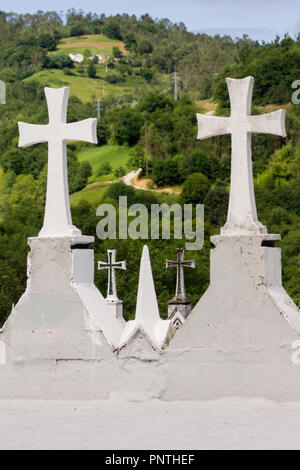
[
  {"left": 197, "top": 76, "right": 286, "bottom": 236},
  {"left": 18, "top": 87, "right": 97, "bottom": 238},
  {"left": 166, "top": 248, "right": 195, "bottom": 300},
  {"left": 98, "top": 250, "right": 126, "bottom": 301}
]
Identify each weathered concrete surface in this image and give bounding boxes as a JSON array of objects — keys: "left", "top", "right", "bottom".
[
  {"left": 165, "top": 235, "right": 300, "bottom": 401},
  {"left": 0, "top": 237, "right": 123, "bottom": 364},
  {"left": 1, "top": 236, "right": 300, "bottom": 401},
  {"left": 1, "top": 398, "right": 300, "bottom": 450}
]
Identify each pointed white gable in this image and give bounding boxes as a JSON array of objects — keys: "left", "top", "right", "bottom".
[{"left": 119, "top": 246, "right": 174, "bottom": 350}]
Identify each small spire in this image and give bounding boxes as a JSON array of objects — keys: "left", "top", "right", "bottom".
[{"left": 119, "top": 246, "right": 174, "bottom": 349}]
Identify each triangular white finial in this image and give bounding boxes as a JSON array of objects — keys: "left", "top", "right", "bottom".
[{"left": 119, "top": 246, "right": 174, "bottom": 349}]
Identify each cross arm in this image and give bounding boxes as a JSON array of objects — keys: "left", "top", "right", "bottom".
[
  {"left": 98, "top": 262, "right": 109, "bottom": 270},
  {"left": 181, "top": 260, "right": 196, "bottom": 269},
  {"left": 197, "top": 114, "right": 230, "bottom": 140},
  {"left": 114, "top": 261, "right": 126, "bottom": 270},
  {"left": 166, "top": 260, "right": 178, "bottom": 268},
  {"left": 250, "top": 109, "right": 286, "bottom": 137},
  {"left": 63, "top": 119, "right": 98, "bottom": 144},
  {"left": 18, "top": 122, "right": 49, "bottom": 147}
]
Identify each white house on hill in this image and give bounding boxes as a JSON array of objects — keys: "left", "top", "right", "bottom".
[{"left": 69, "top": 53, "right": 84, "bottom": 63}]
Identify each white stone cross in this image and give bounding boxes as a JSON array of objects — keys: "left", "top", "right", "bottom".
[
  {"left": 18, "top": 87, "right": 97, "bottom": 238},
  {"left": 98, "top": 250, "right": 126, "bottom": 302},
  {"left": 166, "top": 248, "right": 195, "bottom": 301},
  {"left": 197, "top": 76, "right": 286, "bottom": 236}
]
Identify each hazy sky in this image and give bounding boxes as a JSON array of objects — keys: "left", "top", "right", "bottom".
[{"left": 4, "top": 0, "right": 300, "bottom": 42}]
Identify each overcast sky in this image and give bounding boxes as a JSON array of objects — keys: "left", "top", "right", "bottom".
[{"left": 4, "top": 0, "right": 300, "bottom": 42}]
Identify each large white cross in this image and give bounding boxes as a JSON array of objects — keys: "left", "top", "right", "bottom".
[
  {"left": 18, "top": 87, "right": 97, "bottom": 238},
  {"left": 197, "top": 76, "right": 286, "bottom": 236}
]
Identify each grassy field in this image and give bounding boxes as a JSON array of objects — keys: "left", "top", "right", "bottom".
[
  {"left": 24, "top": 68, "right": 140, "bottom": 102},
  {"left": 196, "top": 99, "right": 217, "bottom": 114},
  {"left": 24, "top": 34, "right": 168, "bottom": 102},
  {"left": 78, "top": 145, "right": 132, "bottom": 183},
  {"left": 24, "top": 67, "right": 153, "bottom": 102},
  {"left": 52, "top": 34, "right": 127, "bottom": 57},
  {"left": 70, "top": 181, "right": 108, "bottom": 207}
]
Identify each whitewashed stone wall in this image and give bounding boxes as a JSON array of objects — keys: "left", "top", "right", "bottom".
[{"left": 1, "top": 79, "right": 300, "bottom": 402}]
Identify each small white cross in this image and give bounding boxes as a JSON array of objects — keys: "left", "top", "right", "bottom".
[
  {"left": 98, "top": 250, "right": 126, "bottom": 302},
  {"left": 197, "top": 76, "right": 286, "bottom": 236},
  {"left": 18, "top": 87, "right": 97, "bottom": 238}
]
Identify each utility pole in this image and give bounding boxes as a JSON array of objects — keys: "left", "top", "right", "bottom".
[
  {"left": 145, "top": 119, "right": 149, "bottom": 176},
  {"left": 173, "top": 71, "right": 178, "bottom": 101},
  {"left": 96, "top": 99, "right": 101, "bottom": 123}
]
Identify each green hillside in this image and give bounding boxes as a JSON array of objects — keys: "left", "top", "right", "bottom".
[
  {"left": 70, "top": 181, "right": 108, "bottom": 206},
  {"left": 77, "top": 145, "right": 131, "bottom": 183},
  {"left": 51, "top": 34, "right": 127, "bottom": 56},
  {"left": 23, "top": 68, "right": 148, "bottom": 102},
  {"left": 2, "top": 10, "right": 300, "bottom": 323}
]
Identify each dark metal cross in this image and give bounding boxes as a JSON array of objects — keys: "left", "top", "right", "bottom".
[
  {"left": 98, "top": 250, "right": 126, "bottom": 301},
  {"left": 166, "top": 248, "right": 195, "bottom": 301}
]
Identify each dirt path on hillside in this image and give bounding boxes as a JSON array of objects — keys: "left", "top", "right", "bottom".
[{"left": 122, "top": 169, "right": 181, "bottom": 195}]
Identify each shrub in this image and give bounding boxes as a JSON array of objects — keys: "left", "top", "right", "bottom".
[
  {"left": 105, "top": 73, "right": 123, "bottom": 84},
  {"left": 38, "top": 34, "right": 57, "bottom": 51},
  {"left": 152, "top": 159, "right": 181, "bottom": 186},
  {"left": 97, "top": 162, "right": 112, "bottom": 177},
  {"left": 46, "top": 53, "right": 73, "bottom": 69},
  {"left": 63, "top": 67, "right": 73, "bottom": 76},
  {"left": 70, "top": 25, "right": 85, "bottom": 37},
  {"left": 181, "top": 173, "right": 211, "bottom": 204},
  {"left": 87, "top": 63, "right": 96, "bottom": 78},
  {"left": 114, "top": 166, "right": 126, "bottom": 178},
  {"left": 103, "top": 23, "right": 122, "bottom": 40}
]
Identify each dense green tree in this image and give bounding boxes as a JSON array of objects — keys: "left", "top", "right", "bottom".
[
  {"left": 87, "top": 62, "right": 96, "bottom": 78},
  {"left": 46, "top": 53, "right": 73, "bottom": 69},
  {"left": 124, "top": 33, "right": 137, "bottom": 51},
  {"left": 181, "top": 173, "right": 211, "bottom": 204},
  {"left": 97, "top": 162, "right": 112, "bottom": 177},
  {"left": 38, "top": 33, "right": 57, "bottom": 51},
  {"left": 112, "top": 47, "right": 123, "bottom": 59},
  {"left": 137, "top": 39, "right": 153, "bottom": 55},
  {"left": 204, "top": 180, "right": 229, "bottom": 226},
  {"left": 70, "top": 24, "right": 85, "bottom": 37},
  {"left": 152, "top": 159, "right": 182, "bottom": 186},
  {"left": 113, "top": 106, "right": 143, "bottom": 146},
  {"left": 103, "top": 22, "right": 122, "bottom": 40}
]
